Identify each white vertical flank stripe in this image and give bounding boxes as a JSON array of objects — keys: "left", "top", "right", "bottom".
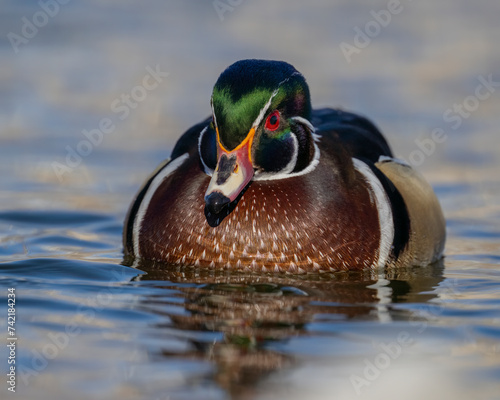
[
  {"left": 132, "top": 153, "right": 190, "bottom": 258},
  {"left": 197, "top": 126, "right": 214, "bottom": 176},
  {"left": 352, "top": 158, "right": 394, "bottom": 268}
]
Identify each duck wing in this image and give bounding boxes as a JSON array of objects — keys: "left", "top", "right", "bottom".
[{"left": 312, "top": 108, "right": 393, "bottom": 162}]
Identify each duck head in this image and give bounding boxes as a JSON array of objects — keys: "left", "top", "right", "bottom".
[{"left": 199, "top": 59, "right": 318, "bottom": 225}]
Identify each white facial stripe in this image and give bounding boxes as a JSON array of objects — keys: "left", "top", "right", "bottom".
[
  {"left": 252, "top": 88, "right": 279, "bottom": 129},
  {"left": 254, "top": 133, "right": 320, "bottom": 181},
  {"left": 282, "top": 132, "right": 299, "bottom": 174},
  {"left": 212, "top": 71, "right": 318, "bottom": 182},
  {"left": 352, "top": 158, "right": 394, "bottom": 268},
  {"left": 251, "top": 71, "right": 303, "bottom": 129},
  {"left": 198, "top": 125, "right": 214, "bottom": 176},
  {"left": 132, "top": 153, "right": 189, "bottom": 258},
  {"left": 291, "top": 116, "right": 315, "bottom": 133},
  {"left": 254, "top": 132, "right": 299, "bottom": 180}
]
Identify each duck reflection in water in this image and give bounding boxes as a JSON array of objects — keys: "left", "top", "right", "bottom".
[{"left": 125, "top": 258, "right": 445, "bottom": 397}]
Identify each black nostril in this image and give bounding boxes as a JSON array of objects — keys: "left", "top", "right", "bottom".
[{"left": 205, "top": 192, "right": 230, "bottom": 215}]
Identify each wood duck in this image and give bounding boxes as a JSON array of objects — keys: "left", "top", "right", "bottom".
[{"left": 124, "top": 59, "right": 445, "bottom": 272}]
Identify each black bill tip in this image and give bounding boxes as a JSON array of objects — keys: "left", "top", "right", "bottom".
[{"left": 205, "top": 191, "right": 230, "bottom": 216}]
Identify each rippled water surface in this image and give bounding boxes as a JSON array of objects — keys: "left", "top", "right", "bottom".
[{"left": 1, "top": 1, "right": 500, "bottom": 399}]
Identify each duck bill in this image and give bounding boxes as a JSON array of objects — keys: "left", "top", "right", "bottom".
[{"left": 204, "top": 128, "right": 255, "bottom": 215}]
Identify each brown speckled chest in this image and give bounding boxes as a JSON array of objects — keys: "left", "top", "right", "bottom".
[{"left": 137, "top": 155, "right": 381, "bottom": 272}]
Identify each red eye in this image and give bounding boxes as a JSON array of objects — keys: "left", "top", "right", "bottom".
[{"left": 265, "top": 111, "right": 280, "bottom": 131}]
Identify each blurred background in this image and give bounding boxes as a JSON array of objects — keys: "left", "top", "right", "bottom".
[
  {"left": 2, "top": 0, "right": 499, "bottom": 213},
  {"left": 1, "top": 1, "right": 500, "bottom": 399}
]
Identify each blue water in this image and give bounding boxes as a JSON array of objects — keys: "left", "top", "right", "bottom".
[{"left": 2, "top": 1, "right": 500, "bottom": 399}]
